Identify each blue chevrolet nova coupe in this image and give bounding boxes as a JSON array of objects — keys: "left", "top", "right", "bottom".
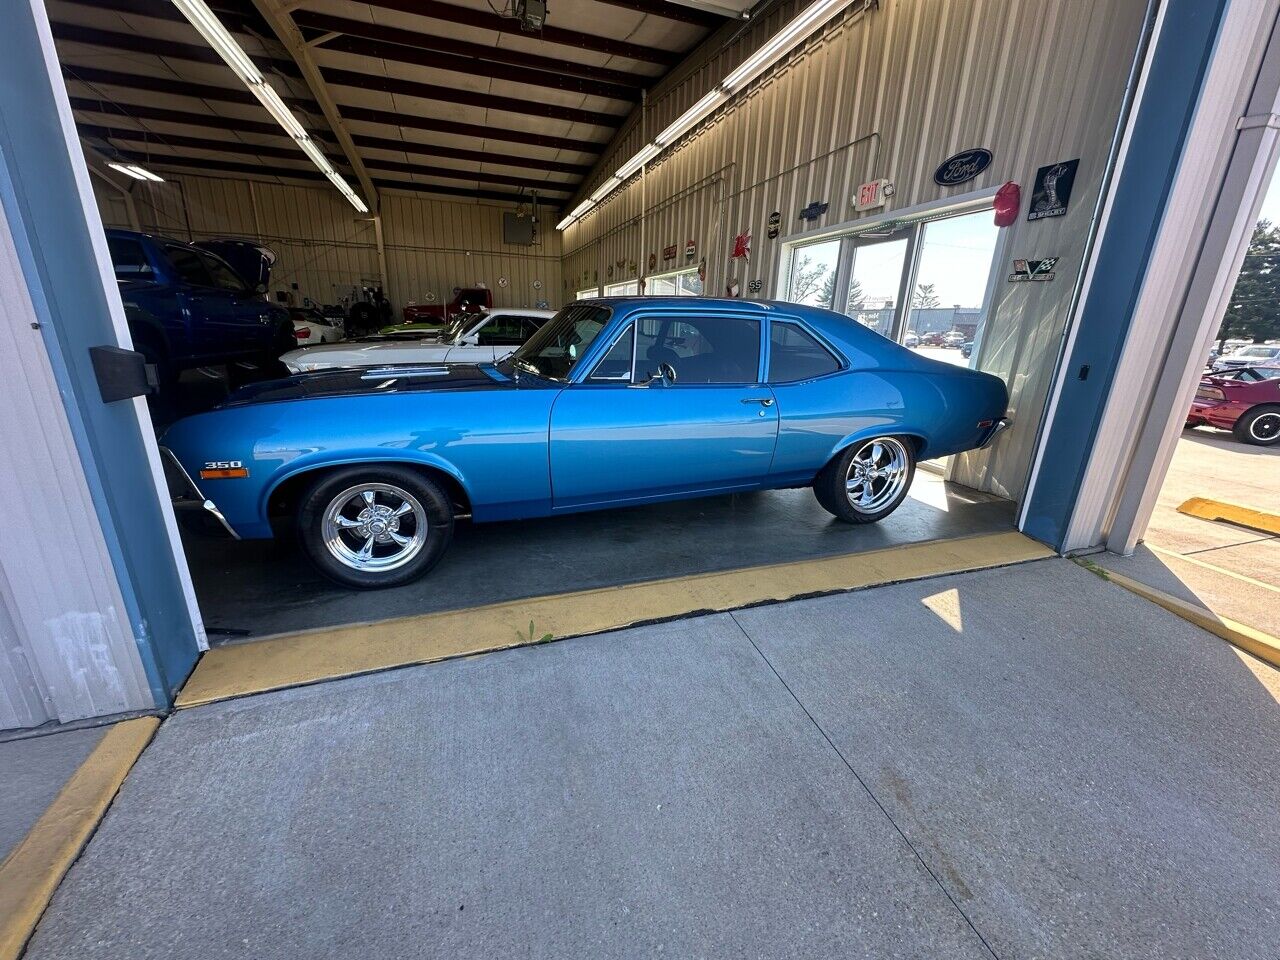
[{"left": 161, "top": 298, "right": 1009, "bottom": 588}]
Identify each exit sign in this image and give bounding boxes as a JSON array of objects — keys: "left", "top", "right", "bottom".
[{"left": 854, "top": 179, "right": 892, "bottom": 211}]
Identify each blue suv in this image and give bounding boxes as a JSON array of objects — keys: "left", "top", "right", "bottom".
[{"left": 107, "top": 229, "right": 294, "bottom": 384}]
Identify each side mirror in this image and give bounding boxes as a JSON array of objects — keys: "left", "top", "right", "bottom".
[{"left": 632, "top": 362, "right": 678, "bottom": 387}]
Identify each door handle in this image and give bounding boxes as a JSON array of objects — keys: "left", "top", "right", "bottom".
[{"left": 741, "top": 397, "right": 774, "bottom": 406}]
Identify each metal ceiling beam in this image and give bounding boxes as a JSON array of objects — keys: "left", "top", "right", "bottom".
[
  {"left": 588, "top": 0, "right": 723, "bottom": 26},
  {"left": 249, "top": 0, "right": 385, "bottom": 287},
  {"left": 320, "top": 66, "right": 621, "bottom": 128},
  {"left": 64, "top": 81, "right": 605, "bottom": 154},
  {"left": 83, "top": 124, "right": 576, "bottom": 194},
  {"left": 111, "top": 151, "right": 565, "bottom": 208},
  {"left": 358, "top": 0, "right": 681, "bottom": 66},
  {"left": 53, "top": 23, "right": 623, "bottom": 128},
  {"left": 70, "top": 100, "right": 594, "bottom": 174},
  {"left": 292, "top": 10, "right": 648, "bottom": 91},
  {"left": 58, "top": 0, "right": 272, "bottom": 37}
]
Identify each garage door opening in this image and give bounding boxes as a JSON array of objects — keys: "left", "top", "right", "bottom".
[{"left": 776, "top": 200, "right": 1013, "bottom": 542}]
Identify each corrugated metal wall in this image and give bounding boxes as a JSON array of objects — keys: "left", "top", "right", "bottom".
[
  {"left": 562, "top": 0, "right": 1150, "bottom": 501},
  {"left": 95, "top": 177, "right": 563, "bottom": 312}
]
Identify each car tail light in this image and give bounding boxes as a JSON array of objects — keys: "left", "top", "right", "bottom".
[
  {"left": 294, "top": 327, "right": 311, "bottom": 340},
  {"left": 1196, "top": 386, "right": 1226, "bottom": 401}
]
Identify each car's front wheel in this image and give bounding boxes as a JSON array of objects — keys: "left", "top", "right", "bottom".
[
  {"left": 813, "top": 436, "right": 916, "bottom": 523},
  {"left": 1234, "top": 405, "right": 1280, "bottom": 446},
  {"left": 297, "top": 466, "right": 453, "bottom": 589}
]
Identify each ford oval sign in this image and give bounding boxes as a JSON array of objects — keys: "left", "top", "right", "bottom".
[{"left": 934, "top": 148, "right": 993, "bottom": 186}]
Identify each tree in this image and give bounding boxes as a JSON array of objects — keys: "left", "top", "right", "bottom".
[
  {"left": 912, "top": 282, "right": 940, "bottom": 309},
  {"left": 788, "top": 255, "right": 831, "bottom": 304},
  {"left": 816, "top": 271, "right": 835, "bottom": 309},
  {"left": 1221, "top": 220, "right": 1280, "bottom": 345},
  {"left": 846, "top": 279, "right": 865, "bottom": 314}
]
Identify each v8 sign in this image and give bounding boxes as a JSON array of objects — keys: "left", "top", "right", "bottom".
[{"left": 854, "top": 179, "right": 893, "bottom": 212}]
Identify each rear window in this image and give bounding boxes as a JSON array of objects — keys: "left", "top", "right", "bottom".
[
  {"left": 108, "top": 237, "right": 154, "bottom": 280},
  {"left": 768, "top": 321, "right": 841, "bottom": 383},
  {"left": 164, "top": 245, "right": 214, "bottom": 287}
]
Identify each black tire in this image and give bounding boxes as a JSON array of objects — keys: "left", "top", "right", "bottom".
[
  {"left": 297, "top": 465, "right": 454, "bottom": 589},
  {"left": 813, "top": 435, "right": 916, "bottom": 524},
  {"left": 1233, "top": 405, "right": 1280, "bottom": 446}
]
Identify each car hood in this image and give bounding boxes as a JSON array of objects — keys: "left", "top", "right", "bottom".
[{"left": 217, "top": 364, "right": 508, "bottom": 408}]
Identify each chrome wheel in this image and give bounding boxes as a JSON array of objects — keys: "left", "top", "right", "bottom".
[
  {"left": 1249, "top": 411, "right": 1280, "bottom": 443},
  {"left": 321, "top": 482, "right": 427, "bottom": 573},
  {"left": 845, "top": 437, "right": 911, "bottom": 513}
]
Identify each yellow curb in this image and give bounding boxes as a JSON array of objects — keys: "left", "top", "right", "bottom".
[
  {"left": 0, "top": 717, "right": 159, "bottom": 960},
  {"left": 1100, "top": 567, "right": 1280, "bottom": 670},
  {"left": 177, "top": 530, "right": 1053, "bottom": 708},
  {"left": 1177, "top": 497, "right": 1280, "bottom": 537}
]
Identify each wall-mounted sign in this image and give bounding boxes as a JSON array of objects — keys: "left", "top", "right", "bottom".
[
  {"left": 726, "top": 278, "right": 740, "bottom": 298},
  {"left": 532, "top": 279, "right": 543, "bottom": 290},
  {"left": 1028, "top": 159, "right": 1079, "bottom": 220},
  {"left": 685, "top": 240, "right": 696, "bottom": 261},
  {"left": 934, "top": 148, "right": 993, "bottom": 186},
  {"left": 663, "top": 244, "right": 678, "bottom": 261},
  {"left": 854, "top": 179, "right": 893, "bottom": 211},
  {"left": 607, "top": 264, "right": 614, "bottom": 279},
  {"left": 497, "top": 276, "right": 509, "bottom": 287},
  {"left": 424, "top": 291, "right": 437, "bottom": 303},
  {"left": 731, "top": 230, "right": 751, "bottom": 260},
  {"left": 697, "top": 257, "right": 706, "bottom": 282},
  {"left": 647, "top": 252, "right": 656, "bottom": 271},
  {"left": 767, "top": 211, "right": 781, "bottom": 239},
  {"left": 627, "top": 259, "right": 637, "bottom": 274},
  {"left": 616, "top": 258, "right": 626, "bottom": 271},
  {"left": 749, "top": 278, "right": 763, "bottom": 293},
  {"left": 536, "top": 299, "right": 549, "bottom": 309},
  {"left": 799, "top": 201, "right": 829, "bottom": 222},
  {"left": 1008, "top": 257, "right": 1058, "bottom": 282}
]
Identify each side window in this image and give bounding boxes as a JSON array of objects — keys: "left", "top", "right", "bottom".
[
  {"left": 201, "top": 253, "right": 246, "bottom": 292},
  {"left": 588, "top": 325, "right": 634, "bottom": 382},
  {"left": 478, "top": 315, "right": 526, "bottom": 345},
  {"left": 768, "top": 321, "right": 842, "bottom": 383},
  {"left": 108, "top": 238, "right": 154, "bottom": 280},
  {"left": 164, "top": 245, "right": 214, "bottom": 288},
  {"left": 634, "top": 315, "right": 761, "bottom": 384}
]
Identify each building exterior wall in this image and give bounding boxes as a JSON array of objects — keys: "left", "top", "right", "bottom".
[
  {"left": 93, "top": 175, "right": 564, "bottom": 313},
  {"left": 561, "top": 0, "right": 1151, "bottom": 502}
]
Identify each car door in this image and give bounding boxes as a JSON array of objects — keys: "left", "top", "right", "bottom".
[
  {"left": 549, "top": 312, "right": 779, "bottom": 510},
  {"left": 162, "top": 244, "right": 238, "bottom": 359},
  {"left": 200, "top": 251, "right": 273, "bottom": 354}
]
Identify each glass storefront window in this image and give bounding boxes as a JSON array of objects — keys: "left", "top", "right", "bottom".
[
  {"left": 645, "top": 267, "right": 702, "bottom": 296},
  {"left": 785, "top": 239, "right": 840, "bottom": 308},
  {"left": 905, "top": 210, "right": 1000, "bottom": 367},
  {"left": 604, "top": 281, "right": 640, "bottom": 296},
  {"left": 845, "top": 238, "right": 908, "bottom": 338}
]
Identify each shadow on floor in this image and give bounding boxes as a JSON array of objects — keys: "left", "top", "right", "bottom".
[{"left": 184, "top": 473, "right": 1013, "bottom": 640}]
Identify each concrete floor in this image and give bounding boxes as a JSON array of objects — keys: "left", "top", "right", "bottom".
[
  {"left": 0, "top": 727, "right": 105, "bottom": 862},
  {"left": 186, "top": 470, "right": 1012, "bottom": 640},
  {"left": 24, "top": 558, "right": 1280, "bottom": 960},
  {"left": 1094, "top": 429, "right": 1279, "bottom": 633}
]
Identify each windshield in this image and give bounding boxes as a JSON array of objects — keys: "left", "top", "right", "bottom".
[
  {"left": 506, "top": 305, "right": 611, "bottom": 381},
  {"left": 1236, "top": 346, "right": 1278, "bottom": 357}
]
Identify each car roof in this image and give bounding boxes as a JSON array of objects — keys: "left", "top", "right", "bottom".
[{"left": 485, "top": 308, "right": 557, "bottom": 318}]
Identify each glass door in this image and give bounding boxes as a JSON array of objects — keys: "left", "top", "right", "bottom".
[
  {"left": 903, "top": 210, "right": 1001, "bottom": 366},
  {"left": 785, "top": 239, "right": 841, "bottom": 308},
  {"left": 843, "top": 230, "right": 913, "bottom": 338}
]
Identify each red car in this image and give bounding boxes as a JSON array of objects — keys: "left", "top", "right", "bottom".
[{"left": 1186, "top": 366, "right": 1280, "bottom": 445}]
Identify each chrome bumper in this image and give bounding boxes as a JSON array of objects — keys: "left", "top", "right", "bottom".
[
  {"left": 159, "top": 447, "right": 241, "bottom": 540},
  {"left": 978, "top": 417, "right": 1012, "bottom": 450}
]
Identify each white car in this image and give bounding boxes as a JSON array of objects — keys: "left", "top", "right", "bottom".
[
  {"left": 290, "top": 307, "right": 344, "bottom": 345},
  {"left": 280, "top": 308, "right": 556, "bottom": 373},
  {"left": 1212, "top": 343, "right": 1280, "bottom": 373}
]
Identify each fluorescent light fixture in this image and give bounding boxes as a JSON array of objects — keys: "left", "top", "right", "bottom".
[
  {"left": 556, "top": 213, "right": 577, "bottom": 230},
  {"left": 171, "top": 0, "right": 369, "bottom": 213},
  {"left": 126, "top": 164, "right": 165, "bottom": 182},
  {"left": 589, "top": 176, "right": 622, "bottom": 203},
  {"left": 722, "top": 0, "right": 849, "bottom": 91},
  {"left": 615, "top": 143, "right": 661, "bottom": 181},
  {"left": 654, "top": 90, "right": 727, "bottom": 147},
  {"left": 569, "top": 200, "right": 593, "bottom": 218},
  {"left": 171, "top": 0, "right": 262, "bottom": 84},
  {"left": 108, "top": 162, "right": 146, "bottom": 181}
]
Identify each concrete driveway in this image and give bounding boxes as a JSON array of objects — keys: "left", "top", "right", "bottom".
[{"left": 22, "top": 559, "right": 1280, "bottom": 960}]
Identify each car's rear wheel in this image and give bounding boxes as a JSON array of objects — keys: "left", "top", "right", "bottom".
[
  {"left": 1234, "top": 405, "right": 1280, "bottom": 446},
  {"left": 297, "top": 466, "right": 453, "bottom": 589},
  {"left": 813, "top": 436, "right": 915, "bottom": 523}
]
